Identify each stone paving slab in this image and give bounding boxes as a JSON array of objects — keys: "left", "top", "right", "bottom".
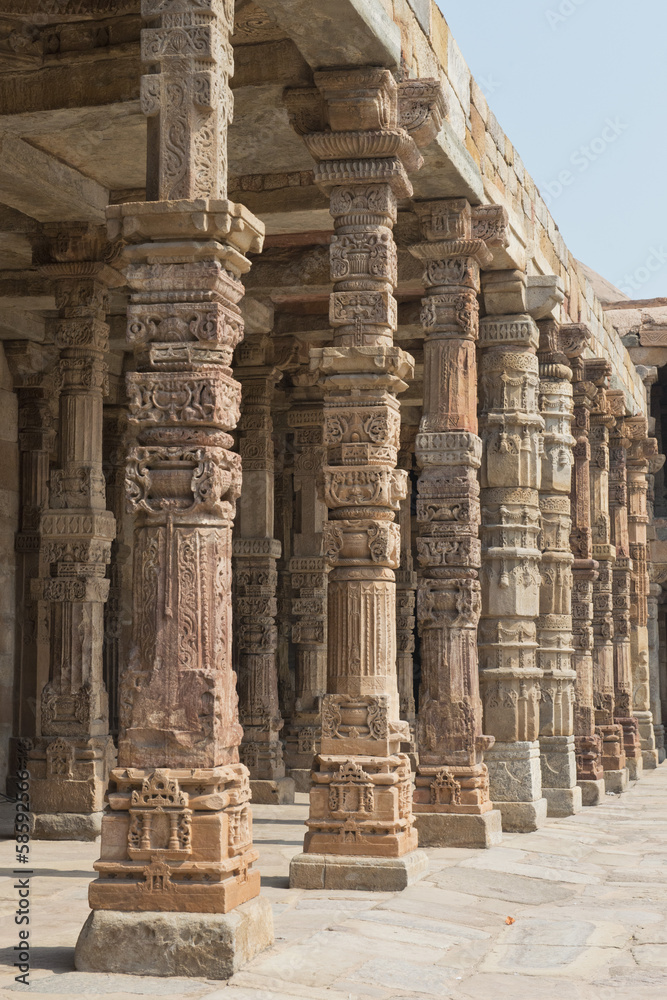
[{"left": 1, "top": 772, "right": 667, "bottom": 997}]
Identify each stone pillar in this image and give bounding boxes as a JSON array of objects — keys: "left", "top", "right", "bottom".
[
  {"left": 25, "top": 225, "right": 119, "bottom": 841},
  {"left": 396, "top": 422, "right": 417, "bottom": 764},
  {"left": 286, "top": 70, "right": 444, "bottom": 890},
  {"left": 75, "top": 0, "right": 273, "bottom": 978},
  {"left": 410, "top": 197, "right": 503, "bottom": 848},
  {"left": 569, "top": 350, "right": 605, "bottom": 804},
  {"left": 477, "top": 271, "right": 547, "bottom": 832},
  {"left": 607, "top": 397, "right": 641, "bottom": 783},
  {"left": 648, "top": 582, "right": 665, "bottom": 762},
  {"left": 626, "top": 416, "right": 661, "bottom": 769},
  {"left": 233, "top": 355, "right": 294, "bottom": 804},
  {"left": 585, "top": 361, "right": 626, "bottom": 793},
  {"left": 535, "top": 320, "right": 581, "bottom": 817},
  {"left": 285, "top": 401, "right": 329, "bottom": 791},
  {"left": 4, "top": 344, "right": 56, "bottom": 768}
]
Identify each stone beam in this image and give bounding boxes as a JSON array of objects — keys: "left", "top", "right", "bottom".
[
  {"left": 0, "top": 134, "right": 108, "bottom": 222},
  {"left": 263, "top": 0, "right": 401, "bottom": 70}
]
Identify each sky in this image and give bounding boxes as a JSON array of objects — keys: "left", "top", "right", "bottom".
[{"left": 437, "top": 0, "right": 667, "bottom": 300}]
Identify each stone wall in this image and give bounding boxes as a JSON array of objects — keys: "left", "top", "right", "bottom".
[{"left": 377, "top": 0, "right": 647, "bottom": 416}]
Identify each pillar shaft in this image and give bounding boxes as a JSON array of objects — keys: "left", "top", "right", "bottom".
[
  {"left": 286, "top": 68, "right": 433, "bottom": 865},
  {"left": 285, "top": 402, "right": 328, "bottom": 774},
  {"left": 535, "top": 321, "right": 579, "bottom": 814},
  {"left": 411, "top": 199, "right": 501, "bottom": 828},
  {"left": 478, "top": 271, "right": 546, "bottom": 830},
  {"left": 27, "top": 228, "right": 119, "bottom": 836},
  {"left": 396, "top": 422, "right": 417, "bottom": 757},
  {"left": 87, "top": 0, "right": 267, "bottom": 914}
]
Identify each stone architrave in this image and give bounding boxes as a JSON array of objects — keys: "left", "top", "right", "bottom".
[
  {"left": 535, "top": 320, "right": 581, "bottom": 818},
  {"left": 285, "top": 70, "right": 444, "bottom": 891},
  {"left": 284, "top": 403, "right": 329, "bottom": 791},
  {"left": 410, "top": 197, "right": 504, "bottom": 848},
  {"left": 477, "top": 272, "right": 547, "bottom": 833},
  {"left": 607, "top": 392, "right": 641, "bottom": 784},
  {"left": 27, "top": 224, "right": 120, "bottom": 841},
  {"left": 626, "top": 415, "right": 663, "bottom": 769},
  {"left": 233, "top": 355, "right": 294, "bottom": 804},
  {"left": 585, "top": 370, "right": 626, "bottom": 794},
  {"left": 396, "top": 422, "right": 418, "bottom": 765},
  {"left": 568, "top": 346, "right": 605, "bottom": 805},
  {"left": 75, "top": 0, "right": 273, "bottom": 978},
  {"left": 3, "top": 343, "right": 57, "bottom": 780}
]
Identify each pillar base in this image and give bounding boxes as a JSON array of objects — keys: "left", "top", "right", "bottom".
[
  {"left": 289, "top": 850, "right": 428, "bottom": 891},
  {"left": 74, "top": 897, "right": 274, "bottom": 979},
  {"left": 627, "top": 755, "right": 643, "bottom": 781},
  {"left": 603, "top": 768, "right": 628, "bottom": 794},
  {"left": 250, "top": 777, "right": 295, "bottom": 804},
  {"left": 414, "top": 809, "right": 503, "bottom": 849},
  {"left": 642, "top": 749, "right": 659, "bottom": 770},
  {"left": 288, "top": 768, "right": 311, "bottom": 793},
  {"left": 653, "top": 723, "right": 665, "bottom": 763},
  {"left": 32, "top": 811, "right": 102, "bottom": 841},
  {"left": 578, "top": 778, "right": 606, "bottom": 806},
  {"left": 494, "top": 797, "right": 548, "bottom": 833},
  {"left": 543, "top": 785, "right": 582, "bottom": 818}
]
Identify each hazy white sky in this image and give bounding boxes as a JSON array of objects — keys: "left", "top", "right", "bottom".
[{"left": 437, "top": 0, "right": 667, "bottom": 300}]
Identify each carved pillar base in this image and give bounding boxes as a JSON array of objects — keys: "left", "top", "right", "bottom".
[
  {"left": 578, "top": 778, "right": 607, "bottom": 806},
  {"left": 616, "top": 716, "right": 644, "bottom": 779},
  {"left": 88, "top": 767, "right": 260, "bottom": 914},
  {"left": 654, "top": 723, "right": 666, "bottom": 763},
  {"left": 290, "top": 848, "right": 428, "bottom": 892},
  {"left": 603, "top": 766, "right": 629, "bottom": 795},
  {"left": 414, "top": 761, "right": 503, "bottom": 848},
  {"left": 635, "top": 710, "right": 659, "bottom": 769},
  {"left": 483, "top": 741, "right": 547, "bottom": 832},
  {"left": 28, "top": 735, "right": 114, "bottom": 837},
  {"left": 597, "top": 723, "right": 626, "bottom": 771},
  {"left": 539, "top": 735, "right": 582, "bottom": 817}
]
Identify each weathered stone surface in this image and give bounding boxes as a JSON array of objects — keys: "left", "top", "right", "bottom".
[
  {"left": 33, "top": 811, "right": 102, "bottom": 841},
  {"left": 414, "top": 810, "right": 502, "bottom": 849},
  {"left": 290, "top": 850, "right": 428, "bottom": 891},
  {"left": 74, "top": 897, "right": 274, "bottom": 978},
  {"left": 250, "top": 777, "right": 296, "bottom": 804}
]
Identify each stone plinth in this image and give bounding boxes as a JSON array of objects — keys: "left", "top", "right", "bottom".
[
  {"left": 290, "top": 850, "right": 428, "bottom": 891},
  {"left": 484, "top": 741, "right": 548, "bottom": 832},
  {"left": 75, "top": 897, "right": 273, "bottom": 979}
]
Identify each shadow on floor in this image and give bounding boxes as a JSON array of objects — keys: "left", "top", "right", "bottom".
[
  {"left": 261, "top": 875, "right": 290, "bottom": 889},
  {"left": 0, "top": 945, "right": 75, "bottom": 973}
]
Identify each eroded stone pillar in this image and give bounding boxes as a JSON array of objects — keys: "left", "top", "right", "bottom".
[
  {"left": 26, "top": 226, "right": 119, "bottom": 841},
  {"left": 75, "top": 0, "right": 273, "bottom": 977},
  {"left": 648, "top": 582, "right": 665, "bottom": 762},
  {"left": 588, "top": 377, "right": 626, "bottom": 793},
  {"left": 626, "top": 416, "right": 662, "bottom": 769},
  {"left": 569, "top": 350, "right": 605, "bottom": 804},
  {"left": 410, "top": 198, "right": 502, "bottom": 848},
  {"left": 233, "top": 356, "right": 293, "bottom": 803},
  {"left": 535, "top": 320, "right": 581, "bottom": 817},
  {"left": 284, "top": 401, "right": 328, "bottom": 790},
  {"left": 286, "top": 70, "right": 444, "bottom": 889},
  {"left": 607, "top": 396, "right": 641, "bottom": 784},
  {"left": 478, "top": 272, "right": 547, "bottom": 832}
]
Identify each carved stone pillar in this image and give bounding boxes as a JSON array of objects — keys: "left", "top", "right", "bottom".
[
  {"left": 396, "top": 422, "right": 417, "bottom": 764},
  {"left": 284, "top": 402, "right": 328, "bottom": 790},
  {"left": 410, "top": 198, "right": 502, "bottom": 848},
  {"left": 286, "top": 70, "right": 444, "bottom": 890},
  {"left": 587, "top": 379, "right": 626, "bottom": 793},
  {"left": 535, "top": 321, "right": 581, "bottom": 817},
  {"left": 626, "top": 416, "right": 662, "bottom": 769},
  {"left": 569, "top": 351, "right": 605, "bottom": 804},
  {"left": 4, "top": 344, "right": 56, "bottom": 770},
  {"left": 648, "top": 582, "right": 665, "bottom": 762},
  {"left": 478, "top": 272, "right": 547, "bottom": 832},
  {"left": 24, "top": 226, "right": 119, "bottom": 841},
  {"left": 233, "top": 356, "right": 294, "bottom": 803},
  {"left": 74, "top": 0, "right": 273, "bottom": 977}
]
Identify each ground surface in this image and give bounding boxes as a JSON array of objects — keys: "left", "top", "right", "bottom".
[{"left": 2, "top": 767, "right": 667, "bottom": 999}]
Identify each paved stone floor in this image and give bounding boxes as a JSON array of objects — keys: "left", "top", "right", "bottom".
[{"left": 2, "top": 767, "right": 667, "bottom": 999}]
